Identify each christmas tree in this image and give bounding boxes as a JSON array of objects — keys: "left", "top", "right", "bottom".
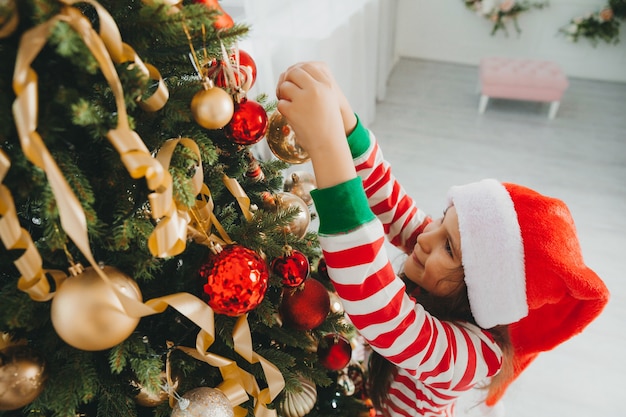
[{"left": 0, "top": 1, "right": 370, "bottom": 416}]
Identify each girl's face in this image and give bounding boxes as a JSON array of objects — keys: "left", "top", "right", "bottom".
[{"left": 403, "top": 206, "right": 464, "bottom": 296}]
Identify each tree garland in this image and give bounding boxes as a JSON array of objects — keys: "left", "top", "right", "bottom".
[
  {"left": 463, "top": 0, "right": 549, "bottom": 36},
  {"left": 560, "top": 0, "right": 626, "bottom": 46}
]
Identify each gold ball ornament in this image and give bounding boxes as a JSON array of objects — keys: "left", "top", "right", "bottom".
[
  {"left": 171, "top": 387, "right": 234, "bottom": 417},
  {"left": 283, "top": 171, "right": 317, "bottom": 206},
  {"left": 266, "top": 112, "right": 310, "bottom": 164},
  {"left": 0, "top": 0, "right": 19, "bottom": 39},
  {"left": 51, "top": 265, "right": 142, "bottom": 351},
  {"left": 277, "top": 376, "right": 317, "bottom": 417},
  {"left": 0, "top": 345, "right": 47, "bottom": 411},
  {"left": 275, "top": 192, "right": 310, "bottom": 239},
  {"left": 190, "top": 85, "right": 234, "bottom": 130},
  {"left": 132, "top": 371, "right": 180, "bottom": 407}
]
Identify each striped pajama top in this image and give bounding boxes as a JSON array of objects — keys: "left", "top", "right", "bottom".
[{"left": 309, "top": 119, "right": 503, "bottom": 417}]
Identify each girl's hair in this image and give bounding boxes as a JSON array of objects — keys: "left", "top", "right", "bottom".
[{"left": 367, "top": 269, "right": 513, "bottom": 411}]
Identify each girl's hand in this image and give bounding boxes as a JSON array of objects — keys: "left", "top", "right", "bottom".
[
  {"left": 276, "top": 62, "right": 357, "bottom": 140},
  {"left": 276, "top": 62, "right": 356, "bottom": 189}
]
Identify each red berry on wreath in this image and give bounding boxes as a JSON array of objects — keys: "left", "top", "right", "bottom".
[
  {"left": 199, "top": 244, "right": 269, "bottom": 316},
  {"left": 225, "top": 98, "right": 268, "bottom": 146},
  {"left": 280, "top": 278, "right": 330, "bottom": 330},
  {"left": 271, "top": 246, "right": 310, "bottom": 287},
  {"left": 317, "top": 333, "right": 352, "bottom": 371}
]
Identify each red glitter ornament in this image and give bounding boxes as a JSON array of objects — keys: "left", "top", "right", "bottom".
[
  {"left": 271, "top": 246, "right": 310, "bottom": 287},
  {"left": 225, "top": 98, "right": 268, "bottom": 146},
  {"left": 317, "top": 334, "right": 352, "bottom": 371},
  {"left": 199, "top": 245, "right": 269, "bottom": 316},
  {"left": 280, "top": 278, "right": 330, "bottom": 330}
]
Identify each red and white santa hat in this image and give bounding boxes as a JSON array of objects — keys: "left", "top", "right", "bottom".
[{"left": 447, "top": 179, "right": 609, "bottom": 405}]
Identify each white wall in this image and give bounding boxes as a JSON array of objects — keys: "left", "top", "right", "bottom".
[
  {"left": 222, "top": 0, "right": 397, "bottom": 126},
  {"left": 395, "top": 0, "right": 626, "bottom": 82}
]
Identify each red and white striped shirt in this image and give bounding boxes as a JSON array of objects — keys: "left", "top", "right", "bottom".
[{"left": 310, "top": 121, "right": 503, "bottom": 417}]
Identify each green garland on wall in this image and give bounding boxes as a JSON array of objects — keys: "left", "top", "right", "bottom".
[{"left": 560, "top": 0, "right": 626, "bottom": 46}]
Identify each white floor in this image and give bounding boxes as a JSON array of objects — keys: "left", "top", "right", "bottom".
[{"left": 367, "top": 58, "right": 626, "bottom": 417}]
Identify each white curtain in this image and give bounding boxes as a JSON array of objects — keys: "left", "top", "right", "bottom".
[{"left": 222, "top": 0, "right": 398, "bottom": 127}]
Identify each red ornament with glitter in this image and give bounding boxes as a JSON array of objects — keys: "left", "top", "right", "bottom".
[
  {"left": 225, "top": 98, "right": 268, "bottom": 146},
  {"left": 199, "top": 245, "right": 269, "bottom": 316},
  {"left": 271, "top": 246, "right": 310, "bottom": 288},
  {"left": 317, "top": 333, "right": 352, "bottom": 371},
  {"left": 280, "top": 278, "right": 330, "bottom": 330}
]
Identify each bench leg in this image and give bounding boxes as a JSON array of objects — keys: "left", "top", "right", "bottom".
[
  {"left": 478, "top": 95, "right": 489, "bottom": 114},
  {"left": 548, "top": 101, "right": 560, "bottom": 119}
]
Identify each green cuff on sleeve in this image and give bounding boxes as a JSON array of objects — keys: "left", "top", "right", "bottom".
[
  {"left": 310, "top": 177, "right": 375, "bottom": 235},
  {"left": 346, "top": 115, "right": 370, "bottom": 159}
]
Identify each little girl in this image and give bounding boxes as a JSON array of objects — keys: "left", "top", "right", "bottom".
[{"left": 275, "top": 62, "right": 609, "bottom": 417}]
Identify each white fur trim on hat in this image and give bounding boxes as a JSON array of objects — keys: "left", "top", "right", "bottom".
[{"left": 447, "top": 179, "right": 528, "bottom": 328}]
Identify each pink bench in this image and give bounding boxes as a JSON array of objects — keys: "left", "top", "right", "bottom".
[{"left": 478, "top": 57, "right": 569, "bottom": 119}]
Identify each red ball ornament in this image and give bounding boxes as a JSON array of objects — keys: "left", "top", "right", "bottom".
[
  {"left": 280, "top": 278, "right": 330, "bottom": 330},
  {"left": 225, "top": 98, "right": 268, "bottom": 146},
  {"left": 195, "top": 0, "right": 234, "bottom": 29},
  {"left": 317, "top": 334, "right": 352, "bottom": 371},
  {"left": 271, "top": 247, "right": 310, "bottom": 287},
  {"left": 200, "top": 245, "right": 269, "bottom": 316}
]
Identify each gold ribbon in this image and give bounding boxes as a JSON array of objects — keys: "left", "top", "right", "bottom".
[
  {"left": 175, "top": 316, "right": 284, "bottom": 417},
  {"left": 223, "top": 174, "right": 254, "bottom": 222},
  {"left": 0, "top": 150, "right": 67, "bottom": 301},
  {"left": 7, "top": 1, "right": 284, "bottom": 414}
]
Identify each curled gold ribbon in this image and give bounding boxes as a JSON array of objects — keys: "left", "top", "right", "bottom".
[
  {"left": 8, "top": 2, "right": 284, "bottom": 414},
  {"left": 0, "top": 150, "right": 67, "bottom": 301},
  {"left": 155, "top": 139, "right": 234, "bottom": 248}
]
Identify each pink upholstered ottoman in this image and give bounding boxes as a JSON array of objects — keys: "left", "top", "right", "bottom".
[{"left": 479, "top": 57, "right": 569, "bottom": 119}]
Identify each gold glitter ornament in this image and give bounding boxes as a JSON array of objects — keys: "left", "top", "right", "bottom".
[
  {"left": 50, "top": 265, "right": 142, "bottom": 351},
  {"left": 0, "top": 345, "right": 47, "bottom": 411},
  {"left": 171, "top": 387, "right": 234, "bottom": 417}
]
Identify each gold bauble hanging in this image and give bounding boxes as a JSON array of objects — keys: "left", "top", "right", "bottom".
[
  {"left": 283, "top": 171, "right": 317, "bottom": 206},
  {"left": 50, "top": 265, "right": 142, "bottom": 351},
  {"left": 275, "top": 192, "right": 310, "bottom": 239},
  {"left": 190, "top": 85, "right": 234, "bottom": 130},
  {"left": 266, "top": 112, "right": 310, "bottom": 164},
  {"left": 0, "top": 345, "right": 47, "bottom": 411}
]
